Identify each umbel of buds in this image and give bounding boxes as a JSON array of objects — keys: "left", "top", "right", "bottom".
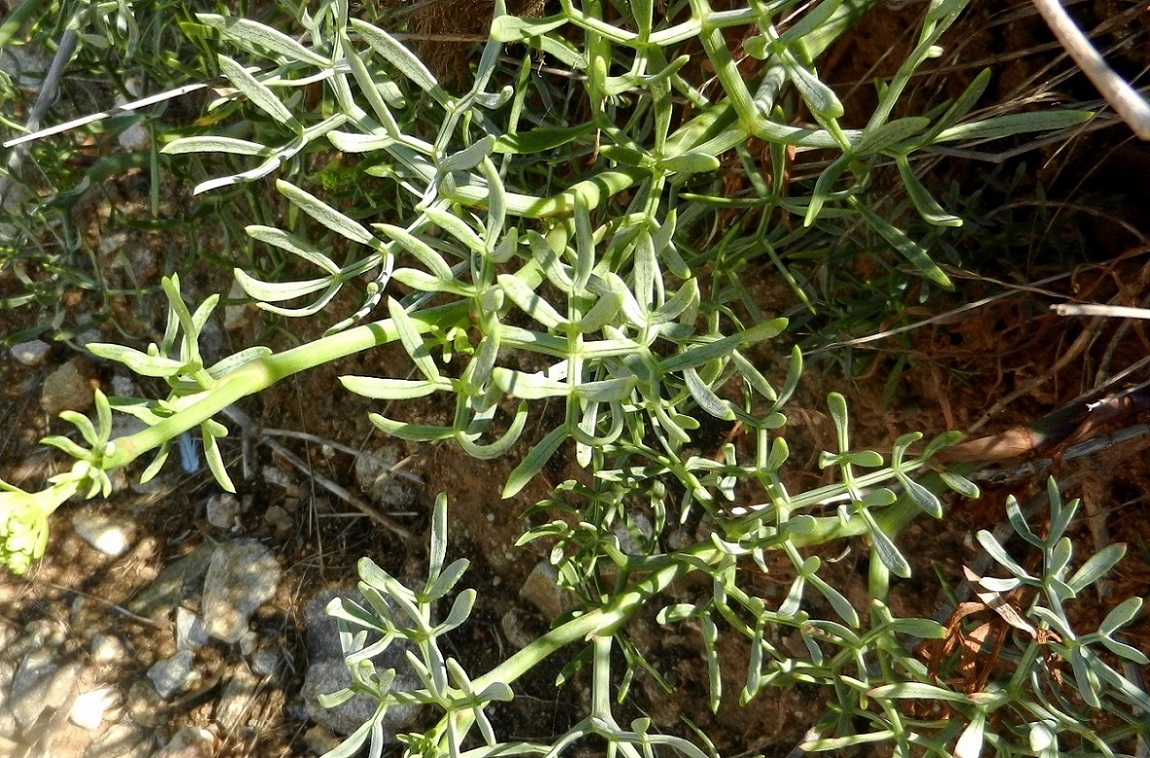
[{"left": 0, "top": 467, "right": 84, "bottom": 575}]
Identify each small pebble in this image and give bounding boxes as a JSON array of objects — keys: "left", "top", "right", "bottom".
[
  {"left": 110, "top": 374, "right": 138, "bottom": 396},
  {"left": 14, "top": 618, "right": 66, "bottom": 655},
  {"left": 41, "top": 359, "right": 93, "bottom": 416},
  {"left": 263, "top": 505, "right": 293, "bottom": 538},
  {"left": 117, "top": 122, "right": 150, "bottom": 152},
  {"left": 223, "top": 280, "right": 252, "bottom": 331},
  {"left": 175, "top": 608, "right": 209, "bottom": 651},
  {"left": 500, "top": 607, "right": 538, "bottom": 650},
  {"left": 9, "top": 649, "right": 59, "bottom": 727},
  {"left": 201, "top": 540, "right": 282, "bottom": 644},
  {"left": 519, "top": 561, "right": 570, "bottom": 621},
  {"left": 10, "top": 340, "right": 50, "bottom": 366},
  {"left": 70, "top": 327, "right": 103, "bottom": 350},
  {"left": 215, "top": 666, "right": 259, "bottom": 731},
  {"left": 205, "top": 493, "right": 241, "bottom": 529},
  {"left": 90, "top": 634, "right": 127, "bottom": 664},
  {"left": 239, "top": 630, "right": 258, "bottom": 657},
  {"left": 147, "top": 650, "right": 199, "bottom": 699},
  {"left": 69, "top": 686, "right": 120, "bottom": 730},
  {"left": 72, "top": 511, "right": 136, "bottom": 557},
  {"left": 85, "top": 721, "right": 151, "bottom": 758},
  {"left": 250, "top": 649, "right": 279, "bottom": 677}
]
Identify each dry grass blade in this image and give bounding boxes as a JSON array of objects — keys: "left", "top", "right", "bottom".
[
  {"left": 1053, "top": 302, "right": 1150, "bottom": 320},
  {"left": 1031, "top": 0, "right": 1150, "bottom": 139}
]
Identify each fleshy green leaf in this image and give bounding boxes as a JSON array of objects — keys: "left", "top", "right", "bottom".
[
  {"left": 850, "top": 197, "right": 951, "bottom": 287},
  {"left": 351, "top": 19, "right": 447, "bottom": 100},
  {"left": 494, "top": 124, "right": 592, "bottom": 154},
  {"left": 217, "top": 54, "right": 298, "bottom": 128},
  {"left": 162, "top": 136, "right": 276, "bottom": 156},
  {"left": 196, "top": 14, "right": 330, "bottom": 66},
  {"left": 1099, "top": 596, "right": 1142, "bottom": 636},
  {"left": 1068, "top": 543, "right": 1126, "bottom": 593},
  {"left": 387, "top": 297, "right": 440, "bottom": 382},
  {"left": 932, "top": 111, "right": 1094, "bottom": 143},
  {"left": 504, "top": 425, "right": 567, "bottom": 498},
  {"left": 851, "top": 117, "right": 929, "bottom": 156}
]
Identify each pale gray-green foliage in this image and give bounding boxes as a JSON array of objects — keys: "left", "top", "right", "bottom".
[{"left": 1, "top": 0, "right": 1143, "bottom": 755}]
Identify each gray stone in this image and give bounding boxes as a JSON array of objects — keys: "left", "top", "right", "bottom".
[
  {"left": 303, "top": 588, "right": 351, "bottom": 660},
  {"left": 7, "top": 653, "right": 78, "bottom": 730},
  {"left": 42, "top": 660, "right": 82, "bottom": 714},
  {"left": 301, "top": 587, "right": 419, "bottom": 739},
  {"left": 500, "top": 607, "right": 539, "bottom": 650},
  {"left": 0, "top": 658, "right": 15, "bottom": 697},
  {"left": 0, "top": 705, "right": 15, "bottom": 740},
  {"left": 0, "top": 42, "right": 51, "bottom": 93},
  {"left": 0, "top": 622, "right": 16, "bottom": 654},
  {"left": 109, "top": 410, "right": 148, "bottom": 439},
  {"left": 22, "top": 617, "right": 67, "bottom": 651},
  {"left": 239, "top": 629, "right": 258, "bottom": 656},
  {"left": 118, "top": 122, "right": 150, "bottom": 152},
  {"left": 150, "top": 726, "right": 214, "bottom": 758},
  {"left": 215, "top": 665, "right": 259, "bottom": 731},
  {"left": 301, "top": 658, "right": 419, "bottom": 738},
  {"left": 201, "top": 539, "right": 281, "bottom": 643},
  {"left": 197, "top": 320, "right": 223, "bottom": 363},
  {"left": 260, "top": 464, "right": 293, "bottom": 490},
  {"left": 69, "top": 686, "right": 120, "bottom": 730},
  {"left": 128, "top": 542, "right": 215, "bottom": 619},
  {"left": 109, "top": 81, "right": 151, "bottom": 157},
  {"left": 110, "top": 374, "right": 138, "bottom": 397},
  {"left": 147, "top": 651, "right": 198, "bottom": 699},
  {"left": 72, "top": 511, "right": 136, "bottom": 557},
  {"left": 613, "top": 513, "right": 653, "bottom": 556},
  {"left": 223, "top": 279, "right": 252, "bottom": 331},
  {"left": 125, "top": 247, "right": 159, "bottom": 282},
  {"left": 250, "top": 648, "right": 279, "bottom": 677},
  {"left": 174, "top": 608, "right": 209, "bottom": 651},
  {"left": 10, "top": 340, "right": 50, "bottom": 366},
  {"left": 205, "top": 493, "right": 242, "bottom": 529},
  {"left": 353, "top": 447, "right": 417, "bottom": 508},
  {"left": 520, "top": 561, "right": 571, "bottom": 621},
  {"left": 98, "top": 231, "right": 129, "bottom": 256},
  {"left": 9, "top": 648, "right": 60, "bottom": 726},
  {"left": 85, "top": 721, "right": 152, "bottom": 758},
  {"left": 71, "top": 327, "right": 103, "bottom": 351}
]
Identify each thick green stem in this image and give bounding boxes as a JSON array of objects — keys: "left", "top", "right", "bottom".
[
  {"left": 476, "top": 556, "right": 690, "bottom": 691},
  {"left": 103, "top": 301, "right": 470, "bottom": 472},
  {"left": 440, "top": 552, "right": 693, "bottom": 743}
]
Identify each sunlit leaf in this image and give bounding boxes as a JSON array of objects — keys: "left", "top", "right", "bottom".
[{"left": 217, "top": 54, "right": 298, "bottom": 128}]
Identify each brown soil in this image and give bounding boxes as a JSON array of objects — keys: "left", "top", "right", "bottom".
[{"left": 2, "top": 2, "right": 1149, "bottom": 757}]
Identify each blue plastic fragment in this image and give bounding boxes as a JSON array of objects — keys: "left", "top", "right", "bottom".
[{"left": 177, "top": 431, "right": 201, "bottom": 475}]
